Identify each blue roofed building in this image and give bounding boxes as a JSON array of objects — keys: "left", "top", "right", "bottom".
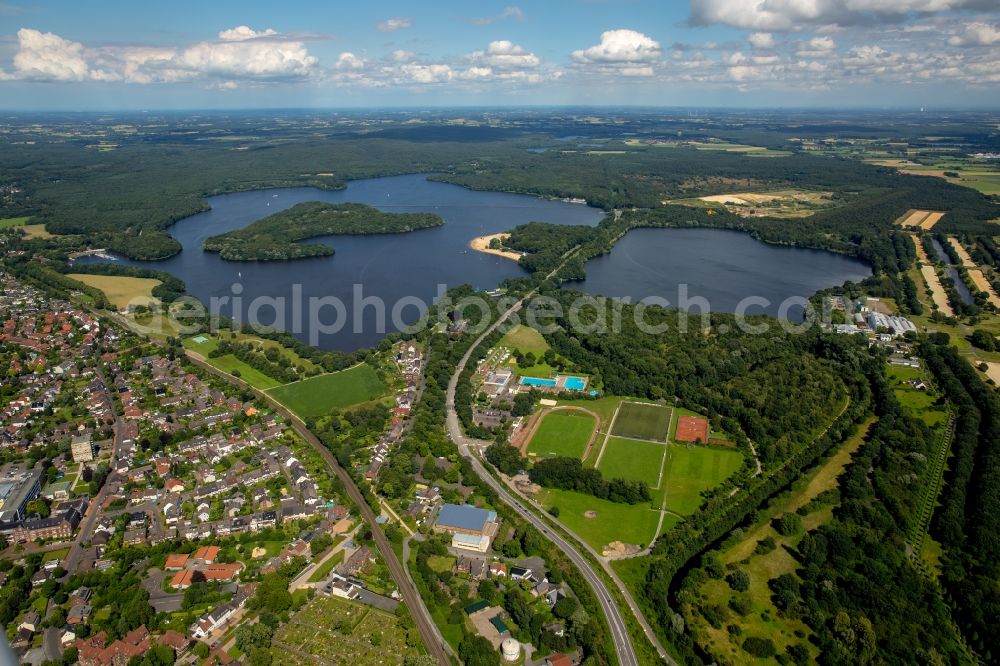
[{"left": 433, "top": 503, "right": 499, "bottom": 553}]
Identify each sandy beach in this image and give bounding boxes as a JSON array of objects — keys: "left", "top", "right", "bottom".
[{"left": 469, "top": 233, "right": 522, "bottom": 261}]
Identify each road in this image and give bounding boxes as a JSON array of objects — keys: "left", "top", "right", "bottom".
[
  {"left": 442, "top": 285, "right": 667, "bottom": 666},
  {"left": 63, "top": 365, "right": 122, "bottom": 575},
  {"left": 185, "top": 351, "right": 454, "bottom": 666}
]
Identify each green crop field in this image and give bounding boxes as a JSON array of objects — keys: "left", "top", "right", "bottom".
[
  {"left": 597, "top": 437, "right": 665, "bottom": 487},
  {"left": 268, "top": 364, "right": 386, "bottom": 418},
  {"left": 0, "top": 217, "right": 30, "bottom": 228},
  {"left": 527, "top": 410, "right": 596, "bottom": 459},
  {"left": 611, "top": 401, "right": 672, "bottom": 442},
  {"left": 661, "top": 444, "right": 744, "bottom": 515}
]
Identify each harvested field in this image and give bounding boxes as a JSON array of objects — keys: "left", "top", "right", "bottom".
[
  {"left": 969, "top": 269, "right": 1000, "bottom": 307},
  {"left": 912, "top": 235, "right": 930, "bottom": 262},
  {"left": 694, "top": 189, "right": 833, "bottom": 218},
  {"left": 67, "top": 274, "right": 161, "bottom": 310},
  {"left": 947, "top": 237, "right": 976, "bottom": 267},
  {"left": 898, "top": 210, "right": 930, "bottom": 228},
  {"left": 920, "top": 212, "right": 945, "bottom": 229},
  {"left": 21, "top": 224, "right": 54, "bottom": 239},
  {"left": 920, "top": 264, "right": 955, "bottom": 317}
]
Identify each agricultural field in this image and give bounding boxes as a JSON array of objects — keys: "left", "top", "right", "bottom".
[
  {"left": 596, "top": 437, "right": 665, "bottom": 487},
  {"left": 677, "top": 189, "right": 836, "bottom": 218},
  {"left": 0, "top": 216, "right": 29, "bottom": 228},
  {"left": 66, "top": 273, "right": 161, "bottom": 310},
  {"left": 268, "top": 363, "right": 386, "bottom": 418},
  {"left": 610, "top": 401, "right": 672, "bottom": 442},
  {"left": 895, "top": 209, "right": 944, "bottom": 230},
  {"left": 686, "top": 417, "right": 876, "bottom": 665},
  {"left": 272, "top": 596, "right": 421, "bottom": 666},
  {"left": 526, "top": 409, "right": 597, "bottom": 459}
]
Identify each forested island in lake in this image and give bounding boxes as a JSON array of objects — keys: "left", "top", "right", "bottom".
[{"left": 202, "top": 201, "right": 444, "bottom": 261}]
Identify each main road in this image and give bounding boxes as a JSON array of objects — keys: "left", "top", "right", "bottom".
[{"left": 443, "top": 281, "right": 672, "bottom": 666}]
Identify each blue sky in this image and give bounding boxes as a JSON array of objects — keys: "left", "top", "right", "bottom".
[{"left": 1, "top": 0, "right": 998, "bottom": 109}]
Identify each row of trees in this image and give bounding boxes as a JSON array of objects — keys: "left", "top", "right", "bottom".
[{"left": 529, "top": 456, "right": 651, "bottom": 504}]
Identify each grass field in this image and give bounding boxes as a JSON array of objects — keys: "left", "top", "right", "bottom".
[
  {"left": 183, "top": 337, "right": 285, "bottom": 390},
  {"left": 661, "top": 444, "right": 744, "bottom": 515},
  {"left": 0, "top": 216, "right": 29, "bottom": 228},
  {"left": 184, "top": 332, "right": 320, "bottom": 373},
  {"left": 527, "top": 410, "right": 596, "bottom": 459},
  {"left": 67, "top": 273, "right": 161, "bottom": 310},
  {"left": 307, "top": 549, "right": 345, "bottom": 583},
  {"left": 498, "top": 323, "right": 556, "bottom": 376},
  {"left": 611, "top": 402, "right": 672, "bottom": 442},
  {"left": 597, "top": 437, "right": 665, "bottom": 487},
  {"left": 888, "top": 365, "right": 949, "bottom": 428},
  {"left": 268, "top": 364, "right": 386, "bottom": 418},
  {"left": 538, "top": 487, "right": 661, "bottom": 549}
]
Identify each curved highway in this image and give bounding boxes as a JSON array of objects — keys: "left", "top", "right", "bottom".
[{"left": 444, "top": 291, "right": 652, "bottom": 666}]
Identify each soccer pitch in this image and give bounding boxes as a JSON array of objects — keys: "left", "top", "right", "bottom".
[
  {"left": 527, "top": 410, "right": 596, "bottom": 459},
  {"left": 610, "top": 401, "right": 672, "bottom": 442},
  {"left": 597, "top": 436, "right": 666, "bottom": 487}
]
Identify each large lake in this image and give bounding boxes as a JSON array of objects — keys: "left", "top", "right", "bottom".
[
  {"left": 84, "top": 175, "right": 871, "bottom": 349},
  {"left": 568, "top": 228, "right": 871, "bottom": 320}
]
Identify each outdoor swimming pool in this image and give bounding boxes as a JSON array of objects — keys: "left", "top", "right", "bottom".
[
  {"left": 518, "top": 375, "right": 589, "bottom": 391},
  {"left": 520, "top": 377, "right": 557, "bottom": 388}
]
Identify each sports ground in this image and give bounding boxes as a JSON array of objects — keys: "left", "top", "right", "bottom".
[
  {"left": 526, "top": 397, "right": 744, "bottom": 551},
  {"left": 526, "top": 410, "right": 597, "bottom": 459}
]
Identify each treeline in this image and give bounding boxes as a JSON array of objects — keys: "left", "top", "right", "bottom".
[
  {"left": 203, "top": 202, "right": 444, "bottom": 261},
  {"left": 923, "top": 339, "right": 1000, "bottom": 661},
  {"left": 529, "top": 456, "right": 651, "bottom": 504}
]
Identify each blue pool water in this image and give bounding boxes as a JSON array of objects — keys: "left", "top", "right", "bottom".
[
  {"left": 563, "top": 376, "right": 588, "bottom": 391},
  {"left": 520, "top": 377, "right": 557, "bottom": 387}
]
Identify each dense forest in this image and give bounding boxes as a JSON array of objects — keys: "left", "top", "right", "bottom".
[
  {"left": 924, "top": 339, "right": 1000, "bottom": 662},
  {"left": 203, "top": 202, "right": 443, "bottom": 261}
]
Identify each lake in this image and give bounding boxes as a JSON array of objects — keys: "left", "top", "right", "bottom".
[
  {"left": 83, "top": 175, "right": 872, "bottom": 349},
  {"left": 83, "top": 174, "right": 603, "bottom": 350},
  {"left": 567, "top": 228, "right": 872, "bottom": 320}
]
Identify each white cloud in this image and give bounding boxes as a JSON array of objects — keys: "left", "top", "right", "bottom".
[
  {"left": 469, "top": 40, "right": 541, "bottom": 69},
  {"left": 391, "top": 49, "right": 415, "bottom": 62},
  {"left": 796, "top": 36, "right": 837, "bottom": 56},
  {"left": 400, "top": 62, "right": 453, "bottom": 83},
  {"left": 690, "top": 0, "right": 988, "bottom": 31},
  {"left": 572, "top": 29, "right": 662, "bottom": 75},
  {"left": 376, "top": 17, "right": 411, "bottom": 32},
  {"left": 217, "top": 26, "right": 277, "bottom": 41},
  {"left": 12, "top": 28, "right": 91, "bottom": 81},
  {"left": 2, "top": 26, "right": 319, "bottom": 84},
  {"left": 948, "top": 21, "right": 1000, "bottom": 46},
  {"left": 748, "top": 32, "right": 776, "bottom": 49},
  {"left": 335, "top": 52, "right": 365, "bottom": 70},
  {"left": 469, "top": 6, "right": 525, "bottom": 26}
]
